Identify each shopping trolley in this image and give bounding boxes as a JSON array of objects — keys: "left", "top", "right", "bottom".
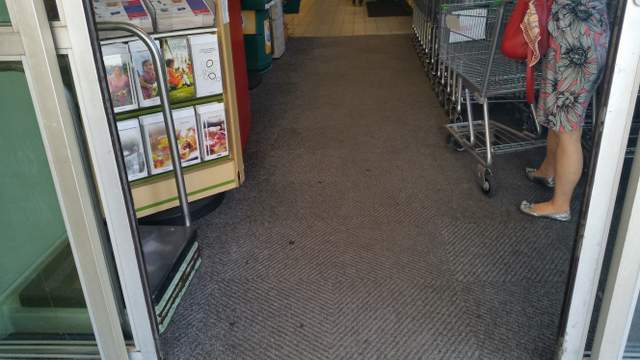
[
  {"left": 439, "top": 0, "right": 546, "bottom": 196},
  {"left": 411, "top": 0, "right": 429, "bottom": 61},
  {"left": 411, "top": 0, "right": 441, "bottom": 80}
]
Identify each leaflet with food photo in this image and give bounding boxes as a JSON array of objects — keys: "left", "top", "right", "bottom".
[
  {"left": 140, "top": 113, "right": 173, "bottom": 174},
  {"left": 196, "top": 102, "right": 229, "bottom": 161},
  {"left": 172, "top": 107, "right": 202, "bottom": 166}
]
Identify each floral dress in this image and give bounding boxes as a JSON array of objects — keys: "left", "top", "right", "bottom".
[{"left": 537, "top": 0, "right": 610, "bottom": 133}]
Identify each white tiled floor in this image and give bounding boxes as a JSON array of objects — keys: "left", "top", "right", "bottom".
[{"left": 285, "top": 0, "right": 411, "bottom": 37}]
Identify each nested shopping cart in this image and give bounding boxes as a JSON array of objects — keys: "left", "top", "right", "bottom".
[
  {"left": 411, "top": 0, "right": 429, "bottom": 61},
  {"left": 438, "top": 0, "right": 546, "bottom": 196},
  {"left": 411, "top": 0, "right": 441, "bottom": 79}
]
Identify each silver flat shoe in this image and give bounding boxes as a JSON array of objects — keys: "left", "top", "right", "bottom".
[
  {"left": 520, "top": 201, "right": 571, "bottom": 222},
  {"left": 525, "top": 167, "right": 555, "bottom": 188}
]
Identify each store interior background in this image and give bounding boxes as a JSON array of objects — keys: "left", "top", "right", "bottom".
[
  {"left": 159, "top": 0, "right": 583, "bottom": 359},
  {"left": 1, "top": 0, "right": 640, "bottom": 359}
]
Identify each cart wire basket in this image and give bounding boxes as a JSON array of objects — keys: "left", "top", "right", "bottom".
[
  {"left": 438, "top": 0, "right": 546, "bottom": 196},
  {"left": 412, "top": 0, "right": 441, "bottom": 76}
]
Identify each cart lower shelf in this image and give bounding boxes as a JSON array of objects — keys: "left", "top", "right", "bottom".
[{"left": 446, "top": 120, "right": 546, "bottom": 159}]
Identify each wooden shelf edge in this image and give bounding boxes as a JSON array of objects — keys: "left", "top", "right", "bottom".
[
  {"left": 115, "top": 94, "right": 224, "bottom": 121},
  {"left": 130, "top": 156, "right": 233, "bottom": 187},
  {"left": 132, "top": 157, "right": 238, "bottom": 217}
]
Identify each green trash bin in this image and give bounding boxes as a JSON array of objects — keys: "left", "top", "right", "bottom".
[
  {"left": 283, "top": 0, "right": 301, "bottom": 13},
  {"left": 241, "top": 9, "right": 273, "bottom": 73},
  {"left": 241, "top": 0, "right": 267, "bottom": 10}
]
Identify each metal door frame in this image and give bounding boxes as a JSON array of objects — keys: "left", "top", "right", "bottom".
[
  {"left": 55, "top": 0, "right": 161, "bottom": 358},
  {"left": 557, "top": 1, "right": 640, "bottom": 359},
  {"left": 1, "top": 0, "right": 135, "bottom": 358}
]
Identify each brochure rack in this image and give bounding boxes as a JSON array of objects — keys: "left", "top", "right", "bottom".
[
  {"left": 95, "top": 0, "right": 243, "bottom": 330},
  {"left": 99, "top": 12, "right": 244, "bottom": 218},
  {"left": 98, "top": 21, "right": 198, "bottom": 332}
]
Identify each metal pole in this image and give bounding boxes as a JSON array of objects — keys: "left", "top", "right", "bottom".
[
  {"left": 456, "top": 78, "right": 463, "bottom": 114},
  {"left": 465, "top": 88, "right": 475, "bottom": 146},
  {"left": 97, "top": 22, "right": 192, "bottom": 227},
  {"left": 480, "top": 3, "right": 505, "bottom": 99},
  {"left": 482, "top": 99, "right": 493, "bottom": 167}
]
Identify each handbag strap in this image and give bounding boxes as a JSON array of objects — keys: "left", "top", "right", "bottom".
[{"left": 526, "top": 47, "right": 536, "bottom": 105}]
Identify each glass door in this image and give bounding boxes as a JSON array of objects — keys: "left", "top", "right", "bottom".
[
  {"left": 0, "top": 60, "right": 98, "bottom": 358},
  {"left": 0, "top": 0, "right": 131, "bottom": 358}
]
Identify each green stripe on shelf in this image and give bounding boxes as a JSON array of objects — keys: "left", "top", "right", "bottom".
[
  {"left": 130, "top": 156, "right": 231, "bottom": 186},
  {"left": 135, "top": 178, "right": 236, "bottom": 213},
  {"left": 116, "top": 94, "right": 224, "bottom": 121}
]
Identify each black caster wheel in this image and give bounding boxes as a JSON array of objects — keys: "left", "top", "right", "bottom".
[
  {"left": 447, "top": 133, "right": 465, "bottom": 152},
  {"left": 442, "top": 91, "right": 450, "bottom": 111},
  {"left": 450, "top": 110, "right": 464, "bottom": 124},
  {"left": 437, "top": 85, "right": 446, "bottom": 107},
  {"left": 477, "top": 165, "right": 496, "bottom": 197},
  {"left": 447, "top": 100, "right": 458, "bottom": 120}
]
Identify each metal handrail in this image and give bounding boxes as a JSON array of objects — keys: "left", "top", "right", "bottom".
[{"left": 97, "top": 21, "right": 192, "bottom": 227}]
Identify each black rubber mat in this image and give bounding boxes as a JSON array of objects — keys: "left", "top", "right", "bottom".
[{"left": 366, "top": 0, "right": 411, "bottom": 17}]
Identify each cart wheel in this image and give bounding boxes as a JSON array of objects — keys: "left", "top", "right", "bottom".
[
  {"left": 440, "top": 88, "right": 447, "bottom": 108},
  {"left": 447, "top": 134, "right": 465, "bottom": 152},
  {"left": 477, "top": 166, "right": 496, "bottom": 197},
  {"left": 450, "top": 111, "right": 464, "bottom": 124},
  {"left": 448, "top": 103, "right": 460, "bottom": 122}
]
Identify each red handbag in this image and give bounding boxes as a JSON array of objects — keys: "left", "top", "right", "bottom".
[{"left": 501, "top": 0, "right": 553, "bottom": 104}]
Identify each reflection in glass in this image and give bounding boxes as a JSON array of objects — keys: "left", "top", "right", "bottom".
[
  {"left": 0, "top": 1, "right": 59, "bottom": 23},
  {"left": 0, "top": 1, "right": 10, "bottom": 24},
  {"left": 0, "top": 62, "right": 94, "bottom": 350},
  {"left": 43, "top": 0, "right": 60, "bottom": 21}
]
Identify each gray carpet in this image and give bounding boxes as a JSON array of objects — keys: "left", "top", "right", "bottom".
[{"left": 160, "top": 35, "right": 580, "bottom": 360}]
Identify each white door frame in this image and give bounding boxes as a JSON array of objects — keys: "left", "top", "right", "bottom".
[
  {"left": 557, "top": 1, "right": 640, "bottom": 359},
  {"left": 591, "top": 100, "right": 640, "bottom": 360},
  {"left": 589, "top": 4, "right": 640, "bottom": 358},
  {"left": 1, "top": 0, "right": 132, "bottom": 358},
  {"left": 47, "top": 0, "right": 162, "bottom": 358}
]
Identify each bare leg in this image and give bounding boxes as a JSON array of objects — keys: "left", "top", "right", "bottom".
[
  {"left": 534, "top": 130, "right": 558, "bottom": 178},
  {"left": 531, "top": 129, "right": 583, "bottom": 214}
]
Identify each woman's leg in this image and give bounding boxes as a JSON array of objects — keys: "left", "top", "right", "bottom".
[
  {"left": 532, "top": 129, "right": 583, "bottom": 214},
  {"left": 535, "top": 130, "right": 558, "bottom": 178}
]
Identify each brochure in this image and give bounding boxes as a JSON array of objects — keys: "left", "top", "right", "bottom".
[
  {"left": 102, "top": 43, "right": 138, "bottom": 113},
  {"left": 161, "top": 37, "right": 196, "bottom": 102},
  {"left": 149, "top": 0, "right": 215, "bottom": 32},
  {"left": 129, "top": 40, "right": 162, "bottom": 107},
  {"left": 93, "top": 0, "right": 154, "bottom": 37},
  {"left": 172, "top": 107, "right": 202, "bottom": 166},
  {"left": 140, "top": 113, "right": 173, "bottom": 174},
  {"left": 189, "top": 34, "right": 223, "bottom": 97},
  {"left": 117, "top": 119, "right": 149, "bottom": 181},
  {"left": 196, "top": 102, "right": 229, "bottom": 161}
]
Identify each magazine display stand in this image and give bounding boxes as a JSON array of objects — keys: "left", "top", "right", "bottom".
[
  {"left": 98, "top": 4, "right": 244, "bottom": 219},
  {"left": 98, "top": 21, "right": 198, "bottom": 332},
  {"left": 96, "top": 0, "right": 243, "bottom": 329}
]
